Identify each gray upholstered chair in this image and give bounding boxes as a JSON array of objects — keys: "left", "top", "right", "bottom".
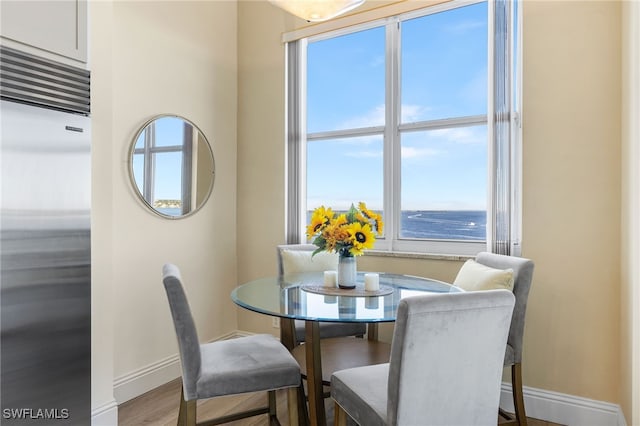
[
  {"left": 331, "top": 290, "right": 516, "bottom": 426},
  {"left": 162, "top": 264, "right": 301, "bottom": 426},
  {"left": 475, "top": 252, "right": 535, "bottom": 426},
  {"left": 276, "top": 244, "right": 367, "bottom": 344}
]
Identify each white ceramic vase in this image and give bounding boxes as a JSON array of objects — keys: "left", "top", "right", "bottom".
[{"left": 337, "top": 254, "right": 357, "bottom": 289}]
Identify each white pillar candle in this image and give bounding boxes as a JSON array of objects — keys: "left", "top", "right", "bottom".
[
  {"left": 323, "top": 270, "right": 337, "bottom": 288},
  {"left": 364, "top": 273, "right": 380, "bottom": 292}
]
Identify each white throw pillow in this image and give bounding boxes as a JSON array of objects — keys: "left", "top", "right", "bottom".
[
  {"left": 453, "top": 259, "right": 515, "bottom": 292},
  {"left": 281, "top": 250, "right": 339, "bottom": 274}
]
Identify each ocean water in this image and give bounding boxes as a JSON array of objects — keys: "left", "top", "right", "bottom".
[
  {"left": 306, "top": 210, "right": 486, "bottom": 241},
  {"left": 400, "top": 210, "right": 486, "bottom": 240},
  {"left": 156, "top": 207, "right": 181, "bottom": 216}
]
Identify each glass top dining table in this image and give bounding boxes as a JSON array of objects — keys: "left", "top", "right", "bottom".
[
  {"left": 231, "top": 271, "right": 461, "bottom": 426},
  {"left": 231, "top": 271, "right": 460, "bottom": 323}
]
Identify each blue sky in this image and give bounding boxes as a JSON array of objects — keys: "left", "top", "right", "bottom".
[
  {"left": 140, "top": 3, "right": 488, "bottom": 211},
  {"left": 306, "top": 1, "right": 488, "bottom": 212}
]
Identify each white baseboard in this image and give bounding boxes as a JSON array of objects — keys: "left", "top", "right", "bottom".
[
  {"left": 113, "top": 330, "right": 243, "bottom": 404},
  {"left": 91, "top": 399, "right": 118, "bottom": 426},
  {"left": 113, "top": 353, "right": 182, "bottom": 404},
  {"left": 500, "top": 382, "right": 627, "bottom": 426}
]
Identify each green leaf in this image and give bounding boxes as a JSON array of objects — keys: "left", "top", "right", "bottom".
[
  {"left": 346, "top": 203, "right": 358, "bottom": 223},
  {"left": 312, "top": 247, "right": 325, "bottom": 257}
]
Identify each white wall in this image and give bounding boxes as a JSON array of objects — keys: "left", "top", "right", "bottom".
[
  {"left": 90, "top": 0, "right": 238, "bottom": 415},
  {"left": 90, "top": 1, "right": 117, "bottom": 420}
]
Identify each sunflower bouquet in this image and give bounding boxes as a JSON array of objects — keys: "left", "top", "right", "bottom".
[{"left": 306, "top": 202, "right": 384, "bottom": 257}]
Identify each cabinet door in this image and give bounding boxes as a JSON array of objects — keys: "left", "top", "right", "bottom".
[{"left": 0, "top": 0, "right": 87, "bottom": 63}]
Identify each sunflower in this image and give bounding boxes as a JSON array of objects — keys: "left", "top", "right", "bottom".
[
  {"left": 345, "top": 222, "right": 375, "bottom": 255},
  {"left": 356, "top": 202, "right": 384, "bottom": 234},
  {"left": 332, "top": 213, "right": 348, "bottom": 227},
  {"left": 308, "top": 202, "right": 383, "bottom": 256},
  {"left": 306, "top": 206, "right": 334, "bottom": 237},
  {"left": 374, "top": 214, "right": 384, "bottom": 234},
  {"left": 322, "top": 221, "right": 350, "bottom": 253},
  {"left": 358, "top": 202, "right": 375, "bottom": 220}
]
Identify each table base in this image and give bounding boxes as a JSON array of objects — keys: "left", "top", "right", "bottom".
[{"left": 291, "top": 337, "right": 391, "bottom": 385}]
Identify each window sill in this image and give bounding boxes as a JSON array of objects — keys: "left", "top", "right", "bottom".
[{"left": 364, "top": 250, "right": 472, "bottom": 262}]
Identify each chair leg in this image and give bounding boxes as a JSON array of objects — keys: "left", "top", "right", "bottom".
[
  {"left": 334, "top": 401, "right": 348, "bottom": 426},
  {"left": 287, "top": 387, "right": 300, "bottom": 426},
  {"left": 177, "top": 387, "right": 196, "bottom": 426},
  {"left": 297, "top": 381, "right": 310, "bottom": 426},
  {"left": 268, "top": 390, "right": 279, "bottom": 426},
  {"left": 511, "top": 363, "right": 528, "bottom": 426}
]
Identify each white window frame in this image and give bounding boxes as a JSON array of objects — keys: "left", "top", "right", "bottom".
[
  {"left": 285, "top": 0, "right": 521, "bottom": 256},
  {"left": 132, "top": 120, "right": 194, "bottom": 215}
]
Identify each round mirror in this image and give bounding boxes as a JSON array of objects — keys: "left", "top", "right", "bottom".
[{"left": 128, "top": 115, "right": 215, "bottom": 219}]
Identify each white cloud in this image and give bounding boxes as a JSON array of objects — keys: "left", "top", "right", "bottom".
[
  {"left": 401, "top": 104, "right": 429, "bottom": 123},
  {"left": 431, "top": 127, "right": 484, "bottom": 145},
  {"left": 401, "top": 146, "right": 440, "bottom": 159},
  {"left": 345, "top": 150, "right": 382, "bottom": 158},
  {"left": 340, "top": 105, "right": 385, "bottom": 129},
  {"left": 447, "top": 20, "right": 485, "bottom": 36},
  {"left": 369, "top": 55, "right": 384, "bottom": 68},
  {"left": 340, "top": 103, "right": 429, "bottom": 129},
  {"left": 457, "top": 69, "right": 487, "bottom": 105}
]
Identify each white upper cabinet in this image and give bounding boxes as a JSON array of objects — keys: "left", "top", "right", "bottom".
[{"left": 0, "top": 0, "right": 87, "bottom": 64}]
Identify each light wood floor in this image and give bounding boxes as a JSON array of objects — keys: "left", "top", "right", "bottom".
[{"left": 118, "top": 378, "right": 564, "bottom": 426}]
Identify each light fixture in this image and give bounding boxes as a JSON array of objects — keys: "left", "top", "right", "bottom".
[{"left": 269, "top": 0, "right": 365, "bottom": 22}]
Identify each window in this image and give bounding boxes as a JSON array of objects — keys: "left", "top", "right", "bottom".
[
  {"left": 286, "top": 0, "right": 521, "bottom": 256},
  {"left": 132, "top": 117, "right": 193, "bottom": 217}
]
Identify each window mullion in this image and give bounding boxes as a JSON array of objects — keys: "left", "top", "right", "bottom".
[
  {"left": 307, "top": 126, "right": 385, "bottom": 141},
  {"left": 384, "top": 18, "right": 400, "bottom": 250},
  {"left": 144, "top": 122, "right": 155, "bottom": 203},
  {"left": 510, "top": 0, "right": 523, "bottom": 256},
  {"left": 489, "top": 0, "right": 516, "bottom": 255},
  {"left": 398, "top": 115, "right": 487, "bottom": 133},
  {"left": 286, "top": 39, "right": 307, "bottom": 244},
  {"left": 135, "top": 145, "right": 184, "bottom": 154}
]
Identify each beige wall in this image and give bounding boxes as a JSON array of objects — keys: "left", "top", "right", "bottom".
[
  {"left": 237, "top": 0, "right": 289, "bottom": 333},
  {"left": 91, "top": 0, "right": 238, "bottom": 410},
  {"left": 237, "top": 0, "right": 625, "bottom": 413},
  {"left": 88, "top": 0, "right": 634, "bottom": 420},
  {"left": 521, "top": 0, "right": 621, "bottom": 403},
  {"left": 621, "top": 0, "right": 640, "bottom": 424}
]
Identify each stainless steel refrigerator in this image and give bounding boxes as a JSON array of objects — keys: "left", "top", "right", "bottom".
[{"left": 1, "top": 46, "right": 90, "bottom": 424}]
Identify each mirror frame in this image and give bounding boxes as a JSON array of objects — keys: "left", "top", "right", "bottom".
[{"left": 128, "top": 114, "right": 215, "bottom": 220}]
